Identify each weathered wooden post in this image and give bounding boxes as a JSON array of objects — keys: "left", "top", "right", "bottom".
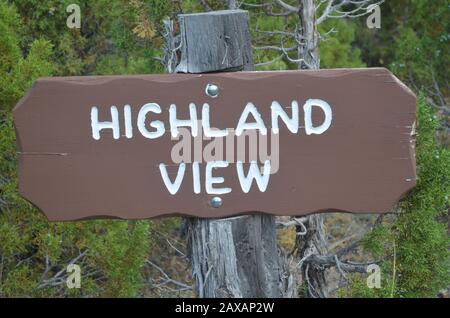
[{"left": 174, "top": 10, "right": 294, "bottom": 298}]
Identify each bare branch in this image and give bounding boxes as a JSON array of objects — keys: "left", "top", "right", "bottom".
[
  {"left": 146, "top": 259, "right": 193, "bottom": 291},
  {"left": 161, "top": 18, "right": 182, "bottom": 73},
  {"left": 255, "top": 54, "right": 283, "bottom": 67},
  {"left": 317, "top": 0, "right": 384, "bottom": 25},
  {"left": 241, "top": 1, "right": 294, "bottom": 16},
  {"left": 37, "top": 250, "right": 90, "bottom": 290},
  {"left": 276, "top": 217, "right": 308, "bottom": 235},
  {"left": 254, "top": 28, "right": 296, "bottom": 37},
  {"left": 274, "top": 0, "right": 299, "bottom": 12},
  {"left": 306, "top": 254, "right": 370, "bottom": 273},
  {"left": 254, "top": 45, "right": 297, "bottom": 52},
  {"left": 317, "top": 0, "right": 335, "bottom": 25},
  {"left": 239, "top": 1, "right": 271, "bottom": 8},
  {"left": 166, "top": 238, "right": 187, "bottom": 258}
]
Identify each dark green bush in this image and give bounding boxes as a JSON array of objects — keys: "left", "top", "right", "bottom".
[
  {"left": 0, "top": 1, "right": 151, "bottom": 297},
  {"left": 343, "top": 95, "right": 449, "bottom": 297}
]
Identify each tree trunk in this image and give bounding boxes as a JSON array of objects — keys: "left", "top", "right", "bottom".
[
  {"left": 295, "top": 0, "right": 328, "bottom": 298},
  {"left": 173, "top": 10, "right": 295, "bottom": 298},
  {"left": 298, "top": 0, "right": 320, "bottom": 69}
]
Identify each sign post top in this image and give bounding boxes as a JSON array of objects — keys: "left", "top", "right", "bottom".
[{"left": 176, "top": 9, "right": 253, "bottom": 73}]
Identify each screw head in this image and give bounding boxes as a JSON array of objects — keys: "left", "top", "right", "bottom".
[
  {"left": 205, "top": 84, "right": 219, "bottom": 98},
  {"left": 210, "top": 196, "right": 222, "bottom": 208}
]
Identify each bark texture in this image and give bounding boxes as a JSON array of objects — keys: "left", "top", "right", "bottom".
[
  {"left": 296, "top": 0, "right": 327, "bottom": 297},
  {"left": 298, "top": 0, "right": 320, "bottom": 69},
  {"left": 176, "top": 10, "right": 254, "bottom": 73},
  {"left": 176, "top": 10, "right": 294, "bottom": 298}
]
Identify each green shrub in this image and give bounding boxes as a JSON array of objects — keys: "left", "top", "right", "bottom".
[
  {"left": 343, "top": 95, "right": 450, "bottom": 298},
  {"left": 0, "top": 1, "right": 151, "bottom": 297}
]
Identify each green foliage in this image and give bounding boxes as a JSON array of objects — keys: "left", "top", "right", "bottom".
[
  {"left": 319, "top": 19, "right": 365, "bottom": 69},
  {"left": 5, "top": 40, "right": 54, "bottom": 106},
  {"left": 347, "top": 0, "right": 449, "bottom": 297},
  {"left": 94, "top": 50, "right": 164, "bottom": 75},
  {"left": 12, "top": 0, "right": 87, "bottom": 75},
  {"left": 356, "top": 0, "right": 449, "bottom": 106},
  {"left": 0, "top": 1, "right": 151, "bottom": 297},
  {"left": 343, "top": 96, "right": 450, "bottom": 297},
  {"left": 0, "top": 1, "right": 21, "bottom": 73},
  {"left": 1, "top": 114, "right": 151, "bottom": 297},
  {"left": 252, "top": 13, "right": 290, "bottom": 71},
  {"left": 0, "top": 2, "right": 53, "bottom": 111},
  {"left": 362, "top": 224, "right": 392, "bottom": 260},
  {"left": 10, "top": 0, "right": 173, "bottom": 76},
  {"left": 88, "top": 221, "right": 151, "bottom": 297}
]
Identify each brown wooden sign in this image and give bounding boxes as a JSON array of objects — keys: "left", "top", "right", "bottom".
[{"left": 13, "top": 68, "right": 416, "bottom": 221}]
